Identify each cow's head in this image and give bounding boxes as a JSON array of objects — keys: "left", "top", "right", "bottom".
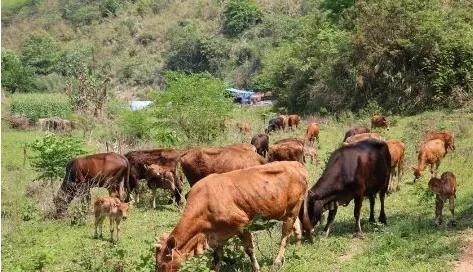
[
  {"left": 155, "top": 234, "right": 184, "bottom": 272},
  {"left": 117, "top": 202, "right": 129, "bottom": 220},
  {"left": 448, "top": 134, "right": 455, "bottom": 151},
  {"left": 412, "top": 166, "right": 422, "bottom": 181}
]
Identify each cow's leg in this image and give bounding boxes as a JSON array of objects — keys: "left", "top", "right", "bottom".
[
  {"left": 110, "top": 217, "right": 115, "bottom": 242},
  {"left": 240, "top": 230, "right": 260, "bottom": 272},
  {"left": 94, "top": 215, "right": 101, "bottom": 238},
  {"left": 353, "top": 196, "right": 363, "bottom": 237},
  {"left": 274, "top": 216, "right": 296, "bottom": 269},
  {"left": 96, "top": 215, "right": 105, "bottom": 239},
  {"left": 448, "top": 196, "right": 456, "bottom": 227},
  {"left": 212, "top": 245, "right": 224, "bottom": 272},
  {"left": 115, "top": 218, "right": 121, "bottom": 241},
  {"left": 378, "top": 191, "right": 387, "bottom": 224},
  {"left": 323, "top": 207, "right": 338, "bottom": 237},
  {"left": 435, "top": 195, "right": 444, "bottom": 226},
  {"left": 368, "top": 195, "right": 376, "bottom": 223},
  {"left": 293, "top": 217, "right": 303, "bottom": 246},
  {"left": 152, "top": 188, "right": 157, "bottom": 209}
]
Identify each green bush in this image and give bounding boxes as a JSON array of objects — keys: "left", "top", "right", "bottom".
[
  {"left": 27, "top": 133, "right": 87, "bottom": 181},
  {"left": 1, "top": 48, "right": 35, "bottom": 93},
  {"left": 20, "top": 33, "right": 60, "bottom": 75},
  {"left": 61, "top": 1, "right": 101, "bottom": 26},
  {"left": 223, "top": 0, "right": 262, "bottom": 37},
  {"left": 118, "top": 109, "right": 153, "bottom": 142},
  {"left": 100, "top": 0, "right": 124, "bottom": 17},
  {"left": 10, "top": 93, "right": 73, "bottom": 122}
]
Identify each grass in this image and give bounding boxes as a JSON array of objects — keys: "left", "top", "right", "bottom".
[
  {"left": 1, "top": 0, "right": 31, "bottom": 10},
  {"left": 2, "top": 106, "right": 473, "bottom": 271}
]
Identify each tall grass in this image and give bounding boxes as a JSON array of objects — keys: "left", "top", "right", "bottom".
[{"left": 9, "top": 93, "right": 73, "bottom": 122}]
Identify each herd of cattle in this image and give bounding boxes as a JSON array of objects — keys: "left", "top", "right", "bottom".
[{"left": 51, "top": 114, "right": 458, "bottom": 272}]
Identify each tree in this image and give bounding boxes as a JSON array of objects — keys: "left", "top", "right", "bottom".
[
  {"left": 223, "top": 0, "right": 262, "bottom": 37},
  {"left": 20, "top": 34, "right": 60, "bottom": 75},
  {"left": 1, "top": 49, "right": 35, "bottom": 93}
]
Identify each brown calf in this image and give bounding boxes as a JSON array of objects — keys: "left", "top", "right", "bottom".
[
  {"left": 420, "top": 130, "right": 455, "bottom": 154},
  {"left": 413, "top": 139, "right": 446, "bottom": 181},
  {"left": 155, "top": 161, "right": 308, "bottom": 272},
  {"left": 386, "top": 139, "right": 405, "bottom": 192},
  {"left": 94, "top": 196, "right": 129, "bottom": 242},
  {"left": 428, "top": 172, "right": 457, "bottom": 226},
  {"left": 371, "top": 115, "right": 388, "bottom": 129},
  {"left": 305, "top": 122, "right": 320, "bottom": 146},
  {"left": 144, "top": 164, "right": 182, "bottom": 209},
  {"left": 267, "top": 142, "right": 304, "bottom": 163},
  {"left": 251, "top": 133, "right": 269, "bottom": 157},
  {"left": 288, "top": 114, "right": 301, "bottom": 130}
]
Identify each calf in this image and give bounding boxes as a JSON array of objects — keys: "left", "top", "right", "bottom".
[
  {"left": 386, "top": 139, "right": 405, "bottom": 192},
  {"left": 413, "top": 139, "right": 446, "bottom": 181},
  {"left": 371, "top": 115, "right": 388, "bottom": 129},
  {"left": 344, "top": 133, "right": 383, "bottom": 145},
  {"left": 155, "top": 161, "right": 308, "bottom": 272},
  {"left": 145, "top": 164, "right": 182, "bottom": 209},
  {"left": 288, "top": 114, "right": 301, "bottom": 130},
  {"left": 428, "top": 172, "right": 457, "bottom": 226},
  {"left": 268, "top": 142, "right": 304, "bottom": 163},
  {"left": 303, "top": 145, "right": 318, "bottom": 164},
  {"left": 251, "top": 133, "right": 269, "bottom": 157},
  {"left": 419, "top": 130, "right": 455, "bottom": 154},
  {"left": 300, "top": 140, "right": 391, "bottom": 238},
  {"left": 305, "top": 122, "right": 320, "bottom": 146},
  {"left": 94, "top": 196, "right": 129, "bottom": 242},
  {"left": 343, "top": 126, "right": 370, "bottom": 142}
]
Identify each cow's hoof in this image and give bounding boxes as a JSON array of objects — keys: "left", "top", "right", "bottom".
[
  {"left": 379, "top": 217, "right": 387, "bottom": 225},
  {"left": 449, "top": 220, "right": 457, "bottom": 227}
]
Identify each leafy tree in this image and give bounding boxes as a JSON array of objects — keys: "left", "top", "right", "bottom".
[
  {"left": 223, "top": 0, "right": 262, "bottom": 37},
  {"left": 20, "top": 34, "right": 60, "bottom": 75},
  {"left": 1, "top": 49, "right": 35, "bottom": 93}
]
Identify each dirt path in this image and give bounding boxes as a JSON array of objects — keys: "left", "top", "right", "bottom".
[{"left": 454, "top": 231, "right": 473, "bottom": 272}]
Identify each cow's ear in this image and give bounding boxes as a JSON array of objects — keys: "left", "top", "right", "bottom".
[{"left": 165, "top": 236, "right": 176, "bottom": 256}]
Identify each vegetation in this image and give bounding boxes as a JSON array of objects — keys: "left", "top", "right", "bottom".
[{"left": 9, "top": 93, "right": 73, "bottom": 121}]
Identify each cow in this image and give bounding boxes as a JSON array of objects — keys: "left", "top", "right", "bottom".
[
  {"left": 305, "top": 122, "right": 320, "bottom": 146},
  {"left": 265, "top": 116, "right": 285, "bottom": 133},
  {"left": 155, "top": 161, "right": 308, "bottom": 272},
  {"left": 238, "top": 122, "right": 251, "bottom": 135},
  {"left": 413, "top": 139, "right": 446, "bottom": 181},
  {"left": 179, "top": 144, "right": 266, "bottom": 187},
  {"left": 419, "top": 130, "right": 455, "bottom": 154},
  {"left": 303, "top": 146, "right": 318, "bottom": 164},
  {"left": 342, "top": 126, "right": 370, "bottom": 142},
  {"left": 267, "top": 142, "right": 304, "bottom": 163},
  {"left": 54, "top": 152, "right": 130, "bottom": 217},
  {"left": 125, "top": 149, "right": 182, "bottom": 205},
  {"left": 274, "top": 137, "right": 305, "bottom": 146},
  {"left": 144, "top": 164, "right": 182, "bottom": 209},
  {"left": 371, "top": 115, "right": 388, "bottom": 129},
  {"left": 251, "top": 134, "right": 269, "bottom": 157},
  {"left": 428, "top": 172, "right": 457, "bottom": 227},
  {"left": 94, "top": 196, "right": 129, "bottom": 242},
  {"left": 344, "top": 133, "right": 384, "bottom": 145},
  {"left": 288, "top": 114, "right": 301, "bottom": 130},
  {"left": 386, "top": 139, "right": 405, "bottom": 192},
  {"left": 225, "top": 143, "right": 257, "bottom": 152},
  {"left": 300, "top": 140, "right": 391, "bottom": 238}
]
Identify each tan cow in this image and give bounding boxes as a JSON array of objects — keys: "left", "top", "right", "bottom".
[
  {"left": 155, "top": 161, "right": 308, "bottom": 272},
  {"left": 386, "top": 139, "right": 405, "bottom": 192},
  {"left": 413, "top": 139, "right": 447, "bottom": 181},
  {"left": 428, "top": 172, "right": 457, "bottom": 226},
  {"left": 344, "top": 133, "right": 384, "bottom": 145},
  {"left": 419, "top": 130, "right": 455, "bottom": 154},
  {"left": 305, "top": 122, "right": 320, "bottom": 146},
  {"left": 94, "top": 196, "right": 129, "bottom": 242}
]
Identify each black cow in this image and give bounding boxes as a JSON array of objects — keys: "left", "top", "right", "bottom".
[{"left": 251, "top": 133, "right": 269, "bottom": 157}]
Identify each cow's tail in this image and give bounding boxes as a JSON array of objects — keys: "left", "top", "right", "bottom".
[{"left": 301, "top": 190, "right": 313, "bottom": 238}]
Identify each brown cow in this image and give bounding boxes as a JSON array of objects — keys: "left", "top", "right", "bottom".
[
  {"left": 371, "top": 115, "right": 388, "bottom": 129},
  {"left": 301, "top": 140, "right": 391, "bottom": 238},
  {"left": 144, "top": 164, "right": 182, "bottom": 209},
  {"left": 125, "top": 149, "right": 182, "bottom": 205},
  {"left": 420, "top": 130, "right": 455, "bottom": 154},
  {"left": 303, "top": 146, "right": 318, "bottom": 164},
  {"left": 343, "top": 126, "right": 370, "bottom": 142},
  {"left": 155, "top": 161, "right": 308, "bottom": 272},
  {"left": 238, "top": 122, "right": 251, "bottom": 135},
  {"left": 179, "top": 144, "right": 266, "bottom": 187},
  {"left": 267, "top": 142, "right": 304, "bottom": 163},
  {"left": 413, "top": 139, "right": 446, "bottom": 181},
  {"left": 428, "top": 172, "right": 457, "bottom": 227},
  {"left": 274, "top": 137, "right": 305, "bottom": 146},
  {"left": 265, "top": 116, "right": 285, "bottom": 133},
  {"left": 54, "top": 152, "right": 130, "bottom": 216},
  {"left": 305, "top": 122, "right": 320, "bottom": 146},
  {"left": 94, "top": 196, "right": 129, "bottom": 242},
  {"left": 251, "top": 133, "right": 269, "bottom": 157},
  {"left": 225, "top": 143, "right": 257, "bottom": 152},
  {"left": 288, "top": 114, "right": 301, "bottom": 130},
  {"left": 386, "top": 139, "right": 405, "bottom": 192},
  {"left": 344, "top": 133, "right": 384, "bottom": 145}
]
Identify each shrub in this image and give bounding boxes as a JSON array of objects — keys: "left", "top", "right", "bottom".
[
  {"left": 61, "top": 1, "right": 101, "bottom": 26},
  {"left": 20, "top": 33, "right": 60, "bottom": 75},
  {"left": 100, "top": 0, "right": 124, "bottom": 17},
  {"left": 118, "top": 110, "right": 153, "bottom": 142},
  {"left": 10, "top": 93, "right": 73, "bottom": 122},
  {"left": 27, "top": 134, "right": 87, "bottom": 181},
  {"left": 223, "top": 0, "right": 262, "bottom": 37},
  {"left": 33, "top": 73, "right": 67, "bottom": 92},
  {"left": 1, "top": 48, "right": 35, "bottom": 93}
]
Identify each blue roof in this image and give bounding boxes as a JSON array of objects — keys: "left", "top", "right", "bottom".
[
  {"left": 225, "top": 88, "right": 255, "bottom": 103},
  {"left": 129, "top": 100, "right": 153, "bottom": 111}
]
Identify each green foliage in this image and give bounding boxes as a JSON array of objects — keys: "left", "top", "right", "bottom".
[
  {"left": 134, "top": 240, "right": 155, "bottom": 271},
  {"left": 27, "top": 134, "right": 87, "bottom": 181},
  {"left": 180, "top": 254, "right": 212, "bottom": 272},
  {"left": 1, "top": 48, "right": 35, "bottom": 93},
  {"left": 223, "top": 0, "right": 262, "bottom": 37},
  {"left": 10, "top": 93, "right": 73, "bottom": 122},
  {"left": 118, "top": 110, "right": 153, "bottom": 142},
  {"left": 20, "top": 200, "right": 38, "bottom": 221},
  {"left": 100, "top": 0, "right": 124, "bottom": 17},
  {"left": 151, "top": 72, "right": 233, "bottom": 144},
  {"left": 20, "top": 33, "right": 60, "bottom": 75}
]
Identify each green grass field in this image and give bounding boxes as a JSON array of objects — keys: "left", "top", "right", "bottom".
[
  {"left": 2, "top": 107, "right": 473, "bottom": 271},
  {"left": 1, "top": 0, "right": 31, "bottom": 10}
]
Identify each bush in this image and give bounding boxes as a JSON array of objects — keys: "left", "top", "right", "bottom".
[
  {"left": 27, "top": 134, "right": 87, "bottom": 181},
  {"left": 100, "top": 0, "right": 124, "bottom": 17},
  {"left": 118, "top": 110, "right": 153, "bottom": 142},
  {"left": 10, "top": 93, "right": 73, "bottom": 122},
  {"left": 20, "top": 33, "right": 60, "bottom": 75},
  {"left": 150, "top": 72, "right": 233, "bottom": 144},
  {"left": 1, "top": 48, "right": 35, "bottom": 93},
  {"left": 223, "top": 0, "right": 262, "bottom": 37}
]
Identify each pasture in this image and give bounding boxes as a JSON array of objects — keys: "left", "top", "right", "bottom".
[{"left": 2, "top": 106, "right": 473, "bottom": 271}]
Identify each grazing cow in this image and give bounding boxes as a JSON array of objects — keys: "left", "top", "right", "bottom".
[
  {"left": 251, "top": 134, "right": 269, "bottom": 157},
  {"left": 238, "top": 122, "right": 251, "bottom": 135},
  {"left": 179, "top": 145, "right": 266, "bottom": 187},
  {"left": 344, "top": 133, "right": 384, "bottom": 145},
  {"left": 281, "top": 115, "right": 289, "bottom": 131},
  {"left": 386, "top": 139, "right": 405, "bottom": 192},
  {"left": 94, "top": 196, "right": 129, "bottom": 242},
  {"left": 413, "top": 139, "right": 446, "bottom": 181},
  {"left": 419, "top": 131, "right": 455, "bottom": 154},
  {"left": 54, "top": 153, "right": 129, "bottom": 216},
  {"left": 265, "top": 116, "right": 285, "bottom": 133},
  {"left": 288, "top": 114, "right": 301, "bottom": 130},
  {"left": 155, "top": 161, "right": 308, "bottom": 272},
  {"left": 303, "top": 146, "right": 318, "bottom": 164},
  {"left": 125, "top": 149, "right": 182, "bottom": 205},
  {"left": 144, "top": 164, "right": 182, "bottom": 209},
  {"left": 305, "top": 122, "right": 320, "bottom": 146},
  {"left": 343, "top": 126, "right": 370, "bottom": 142},
  {"left": 300, "top": 140, "right": 391, "bottom": 238},
  {"left": 268, "top": 142, "right": 304, "bottom": 163},
  {"left": 428, "top": 172, "right": 457, "bottom": 227},
  {"left": 371, "top": 115, "right": 388, "bottom": 129}
]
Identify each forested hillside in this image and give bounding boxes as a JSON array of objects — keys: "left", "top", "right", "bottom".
[{"left": 3, "top": 0, "right": 473, "bottom": 114}]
